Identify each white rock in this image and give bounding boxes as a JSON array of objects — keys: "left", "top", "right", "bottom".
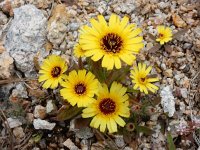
[
  {"left": 5, "top": 4, "right": 47, "bottom": 77},
  {"left": 46, "top": 100, "right": 56, "bottom": 114},
  {"left": 63, "top": 138, "right": 80, "bottom": 150},
  {"left": 114, "top": 135, "right": 125, "bottom": 148},
  {"left": 160, "top": 86, "right": 175, "bottom": 117},
  {"left": 33, "top": 119, "right": 56, "bottom": 130},
  {"left": 180, "top": 88, "right": 188, "bottom": 98},
  {"left": 4, "top": 118, "right": 22, "bottom": 128},
  {"left": 0, "top": 52, "right": 14, "bottom": 79},
  {"left": 11, "top": 83, "right": 28, "bottom": 98},
  {"left": 34, "top": 105, "right": 46, "bottom": 119},
  {"left": 13, "top": 127, "right": 25, "bottom": 139}
]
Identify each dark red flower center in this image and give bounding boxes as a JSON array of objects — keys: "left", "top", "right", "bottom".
[
  {"left": 101, "top": 33, "right": 123, "bottom": 53},
  {"left": 51, "top": 66, "right": 61, "bottom": 77},
  {"left": 75, "top": 83, "right": 86, "bottom": 95},
  {"left": 99, "top": 98, "right": 116, "bottom": 115}
]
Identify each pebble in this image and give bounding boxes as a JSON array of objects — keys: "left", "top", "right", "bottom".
[
  {"left": 0, "top": 51, "right": 14, "bottom": 79},
  {"left": 4, "top": 118, "right": 22, "bottom": 128},
  {"left": 33, "top": 119, "right": 56, "bottom": 130},
  {"left": 63, "top": 138, "right": 80, "bottom": 150},
  {"left": 34, "top": 105, "right": 46, "bottom": 119},
  {"left": 180, "top": 88, "right": 188, "bottom": 98},
  {"left": 114, "top": 135, "right": 125, "bottom": 148},
  {"left": 172, "top": 14, "right": 187, "bottom": 28},
  {"left": 46, "top": 100, "right": 57, "bottom": 114},
  {"left": 75, "top": 127, "right": 94, "bottom": 139},
  {"left": 11, "top": 83, "right": 28, "bottom": 98},
  {"left": 163, "top": 69, "right": 173, "bottom": 77},
  {"left": 13, "top": 126, "right": 25, "bottom": 139}
]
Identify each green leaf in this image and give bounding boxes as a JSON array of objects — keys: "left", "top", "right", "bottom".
[
  {"left": 136, "top": 126, "right": 155, "bottom": 135},
  {"left": 167, "top": 132, "right": 176, "bottom": 150},
  {"left": 32, "top": 132, "right": 43, "bottom": 143},
  {"left": 56, "top": 105, "right": 83, "bottom": 121}
]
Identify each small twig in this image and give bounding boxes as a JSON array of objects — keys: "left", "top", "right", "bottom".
[
  {"left": 0, "top": 78, "right": 37, "bottom": 85},
  {"left": 14, "top": 132, "right": 32, "bottom": 149},
  {"left": 0, "top": 110, "right": 14, "bottom": 150}
]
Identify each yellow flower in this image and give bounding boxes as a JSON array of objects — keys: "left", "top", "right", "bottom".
[
  {"left": 74, "top": 43, "right": 85, "bottom": 58},
  {"left": 38, "top": 55, "right": 68, "bottom": 89},
  {"left": 79, "top": 14, "right": 144, "bottom": 70},
  {"left": 156, "top": 25, "right": 172, "bottom": 45},
  {"left": 82, "top": 82, "right": 130, "bottom": 133},
  {"left": 60, "top": 70, "right": 99, "bottom": 107},
  {"left": 130, "top": 63, "right": 159, "bottom": 94}
]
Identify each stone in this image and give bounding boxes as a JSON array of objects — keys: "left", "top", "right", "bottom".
[
  {"left": 63, "top": 138, "right": 80, "bottom": 150},
  {"left": 163, "top": 69, "right": 173, "bottom": 77},
  {"left": 114, "top": 135, "right": 125, "bottom": 148},
  {"left": 46, "top": 100, "right": 57, "bottom": 114},
  {"left": 0, "top": 51, "right": 14, "bottom": 79},
  {"left": 0, "top": 83, "right": 14, "bottom": 101},
  {"left": 34, "top": 105, "right": 46, "bottom": 119},
  {"left": 75, "top": 127, "right": 94, "bottom": 139},
  {"left": 26, "top": 113, "right": 34, "bottom": 123},
  {"left": 4, "top": 4, "right": 47, "bottom": 77},
  {"left": 47, "top": 4, "right": 68, "bottom": 49},
  {"left": 4, "top": 118, "right": 22, "bottom": 128},
  {"left": 172, "top": 14, "right": 187, "bottom": 28},
  {"left": 11, "top": 83, "right": 28, "bottom": 98},
  {"left": 13, "top": 126, "right": 25, "bottom": 139},
  {"left": 180, "top": 88, "right": 188, "bottom": 98},
  {"left": 33, "top": 119, "right": 56, "bottom": 130},
  {"left": 26, "top": 0, "right": 53, "bottom": 9},
  {"left": 0, "top": 11, "right": 8, "bottom": 25}
]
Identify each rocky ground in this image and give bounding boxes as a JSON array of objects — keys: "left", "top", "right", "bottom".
[{"left": 0, "top": 0, "right": 200, "bottom": 149}]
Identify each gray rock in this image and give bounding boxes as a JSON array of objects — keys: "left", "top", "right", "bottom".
[
  {"left": 0, "top": 11, "right": 8, "bottom": 25},
  {"left": 180, "top": 88, "right": 188, "bottom": 98},
  {"left": 5, "top": 4, "right": 47, "bottom": 77},
  {"left": 0, "top": 84, "right": 14, "bottom": 101},
  {"left": 68, "top": 23, "right": 80, "bottom": 31},
  {"left": 11, "top": 83, "right": 28, "bottom": 98},
  {"left": 33, "top": 119, "right": 56, "bottom": 130},
  {"left": 4, "top": 118, "right": 22, "bottom": 128},
  {"left": 75, "top": 127, "right": 94, "bottom": 139}
]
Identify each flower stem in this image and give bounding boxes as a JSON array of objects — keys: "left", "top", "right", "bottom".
[{"left": 78, "top": 57, "right": 83, "bottom": 69}]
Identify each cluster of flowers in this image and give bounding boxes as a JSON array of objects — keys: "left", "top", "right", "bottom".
[{"left": 38, "top": 14, "right": 172, "bottom": 133}]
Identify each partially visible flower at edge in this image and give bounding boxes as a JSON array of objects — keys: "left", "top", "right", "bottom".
[
  {"left": 130, "top": 63, "right": 159, "bottom": 94},
  {"left": 38, "top": 55, "right": 68, "bottom": 89},
  {"left": 74, "top": 43, "right": 85, "bottom": 58},
  {"left": 156, "top": 25, "right": 172, "bottom": 45},
  {"left": 79, "top": 14, "right": 144, "bottom": 70},
  {"left": 82, "top": 82, "right": 130, "bottom": 133},
  {"left": 60, "top": 69, "right": 99, "bottom": 107}
]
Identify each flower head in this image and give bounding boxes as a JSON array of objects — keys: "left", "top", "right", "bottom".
[
  {"left": 156, "top": 25, "right": 172, "bottom": 45},
  {"left": 130, "top": 63, "right": 159, "bottom": 94},
  {"left": 82, "top": 82, "right": 130, "bottom": 133},
  {"left": 74, "top": 43, "right": 85, "bottom": 58},
  {"left": 79, "top": 14, "right": 144, "bottom": 70},
  {"left": 60, "top": 70, "right": 99, "bottom": 107},
  {"left": 38, "top": 55, "right": 67, "bottom": 89}
]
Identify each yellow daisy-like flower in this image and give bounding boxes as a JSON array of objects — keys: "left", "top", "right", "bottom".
[
  {"left": 130, "top": 63, "right": 159, "bottom": 94},
  {"left": 156, "top": 25, "right": 172, "bottom": 45},
  {"left": 38, "top": 55, "right": 68, "bottom": 89},
  {"left": 82, "top": 82, "right": 130, "bottom": 133},
  {"left": 79, "top": 14, "right": 144, "bottom": 70},
  {"left": 73, "top": 43, "right": 85, "bottom": 58},
  {"left": 60, "top": 70, "right": 99, "bottom": 107}
]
